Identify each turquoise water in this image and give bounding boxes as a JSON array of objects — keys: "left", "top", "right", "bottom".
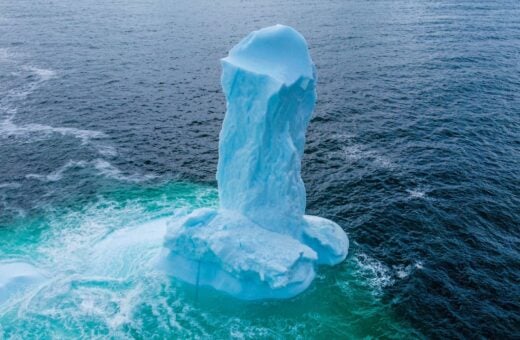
[{"left": 0, "top": 182, "right": 416, "bottom": 338}]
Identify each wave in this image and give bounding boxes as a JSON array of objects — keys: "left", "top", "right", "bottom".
[
  {"left": 1, "top": 66, "right": 56, "bottom": 109},
  {"left": 26, "top": 159, "right": 156, "bottom": 183},
  {"left": 0, "top": 120, "right": 117, "bottom": 157},
  {"left": 0, "top": 64, "right": 116, "bottom": 156},
  {"left": 0, "top": 196, "right": 26, "bottom": 218},
  {"left": 22, "top": 66, "right": 56, "bottom": 81},
  {"left": 406, "top": 187, "right": 433, "bottom": 200},
  {"left": 26, "top": 160, "right": 89, "bottom": 182},
  {"left": 328, "top": 133, "right": 394, "bottom": 170},
  {"left": 354, "top": 253, "right": 395, "bottom": 294},
  {"left": 0, "top": 182, "right": 21, "bottom": 189},
  {"left": 0, "top": 120, "right": 107, "bottom": 144},
  {"left": 342, "top": 145, "right": 394, "bottom": 169},
  {"left": 91, "top": 159, "right": 156, "bottom": 182},
  {"left": 351, "top": 253, "right": 424, "bottom": 295},
  {"left": 0, "top": 185, "right": 213, "bottom": 336},
  {"left": 393, "top": 261, "right": 424, "bottom": 279},
  {"left": 0, "top": 63, "right": 56, "bottom": 115},
  {"left": 93, "top": 144, "right": 118, "bottom": 157},
  {"left": 406, "top": 189, "right": 426, "bottom": 199}
]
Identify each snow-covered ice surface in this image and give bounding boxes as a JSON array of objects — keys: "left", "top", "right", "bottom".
[{"left": 162, "top": 25, "right": 349, "bottom": 300}]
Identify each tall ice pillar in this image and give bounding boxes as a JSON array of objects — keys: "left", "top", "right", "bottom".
[{"left": 162, "top": 25, "right": 348, "bottom": 300}]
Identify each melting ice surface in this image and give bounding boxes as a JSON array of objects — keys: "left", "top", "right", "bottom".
[{"left": 161, "top": 25, "right": 349, "bottom": 299}]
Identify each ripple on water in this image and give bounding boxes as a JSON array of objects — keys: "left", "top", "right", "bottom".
[{"left": 25, "top": 159, "right": 155, "bottom": 183}]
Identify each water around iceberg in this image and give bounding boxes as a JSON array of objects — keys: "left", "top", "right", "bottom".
[
  {"left": 162, "top": 25, "right": 348, "bottom": 300},
  {"left": 0, "top": 182, "right": 415, "bottom": 338}
]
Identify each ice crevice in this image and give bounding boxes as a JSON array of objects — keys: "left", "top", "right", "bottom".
[{"left": 160, "top": 25, "right": 349, "bottom": 300}]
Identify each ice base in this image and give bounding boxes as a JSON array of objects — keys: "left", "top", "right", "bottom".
[{"left": 161, "top": 209, "right": 348, "bottom": 300}]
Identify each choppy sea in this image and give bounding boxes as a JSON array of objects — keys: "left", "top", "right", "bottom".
[{"left": 1, "top": 0, "right": 519, "bottom": 338}]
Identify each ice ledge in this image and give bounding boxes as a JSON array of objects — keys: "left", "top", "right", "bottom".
[
  {"left": 222, "top": 24, "right": 315, "bottom": 85},
  {"left": 160, "top": 209, "right": 348, "bottom": 300}
]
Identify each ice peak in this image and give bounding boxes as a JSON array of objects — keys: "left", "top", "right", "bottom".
[{"left": 222, "top": 24, "right": 314, "bottom": 85}]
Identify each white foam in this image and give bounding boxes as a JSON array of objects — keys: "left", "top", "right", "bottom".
[
  {"left": 394, "top": 265, "right": 411, "bottom": 279},
  {"left": 342, "top": 145, "right": 394, "bottom": 169},
  {"left": 0, "top": 48, "right": 22, "bottom": 65},
  {"left": 105, "top": 283, "right": 143, "bottom": 329},
  {"left": 406, "top": 188, "right": 431, "bottom": 200},
  {"left": 343, "top": 145, "right": 365, "bottom": 162},
  {"left": 354, "top": 254, "right": 424, "bottom": 292},
  {"left": 1, "top": 63, "right": 55, "bottom": 105},
  {"left": 334, "top": 132, "right": 357, "bottom": 141},
  {"left": 93, "top": 144, "right": 118, "bottom": 157},
  {"left": 92, "top": 159, "right": 156, "bottom": 182},
  {"left": 407, "top": 190, "right": 425, "bottom": 199},
  {"left": 23, "top": 66, "right": 56, "bottom": 81},
  {"left": 354, "top": 253, "right": 394, "bottom": 294},
  {"left": 26, "top": 160, "right": 89, "bottom": 182},
  {"left": 0, "top": 65, "right": 56, "bottom": 111},
  {"left": 0, "top": 184, "right": 216, "bottom": 333},
  {"left": 26, "top": 159, "right": 156, "bottom": 183},
  {"left": 0, "top": 198, "right": 26, "bottom": 218},
  {"left": 0, "top": 119, "right": 118, "bottom": 158},
  {"left": 393, "top": 261, "right": 424, "bottom": 279},
  {"left": 0, "top": 182, "right": 21, "bottom": 189},
  {"left": 91, "top": 218, "right": 169, "bottom": 276},
  {"left": 0, "top": 120, "right": 107, "bottom": 144}
]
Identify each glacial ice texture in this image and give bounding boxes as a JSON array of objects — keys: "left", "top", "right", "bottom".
[{"left": 162, "top": 25, "right": 348, "bottom": 299}]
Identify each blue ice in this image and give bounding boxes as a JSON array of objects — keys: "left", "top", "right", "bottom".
[{"left": 162, "top": 25, "right": 348, "bottom": 299}]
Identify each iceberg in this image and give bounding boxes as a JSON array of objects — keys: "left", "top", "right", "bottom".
[{"left": 161, "top": 25, "right": 348, "bottom": 299}]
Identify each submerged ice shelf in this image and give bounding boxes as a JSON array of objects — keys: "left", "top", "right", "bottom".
[
  {"left": 0, "top": 261, "right": 45, "bottom": 304},
  {"left": 162, "top": 25, "right": 349, "bottom": 299}
]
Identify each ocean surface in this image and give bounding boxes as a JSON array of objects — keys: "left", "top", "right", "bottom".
[{"left": 1, "top": 0, "right": 519, "bottom": 338}]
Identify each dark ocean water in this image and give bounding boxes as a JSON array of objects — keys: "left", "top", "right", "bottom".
[{"left": 1, "top": 0, "right": 519, "bottom": 338}]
